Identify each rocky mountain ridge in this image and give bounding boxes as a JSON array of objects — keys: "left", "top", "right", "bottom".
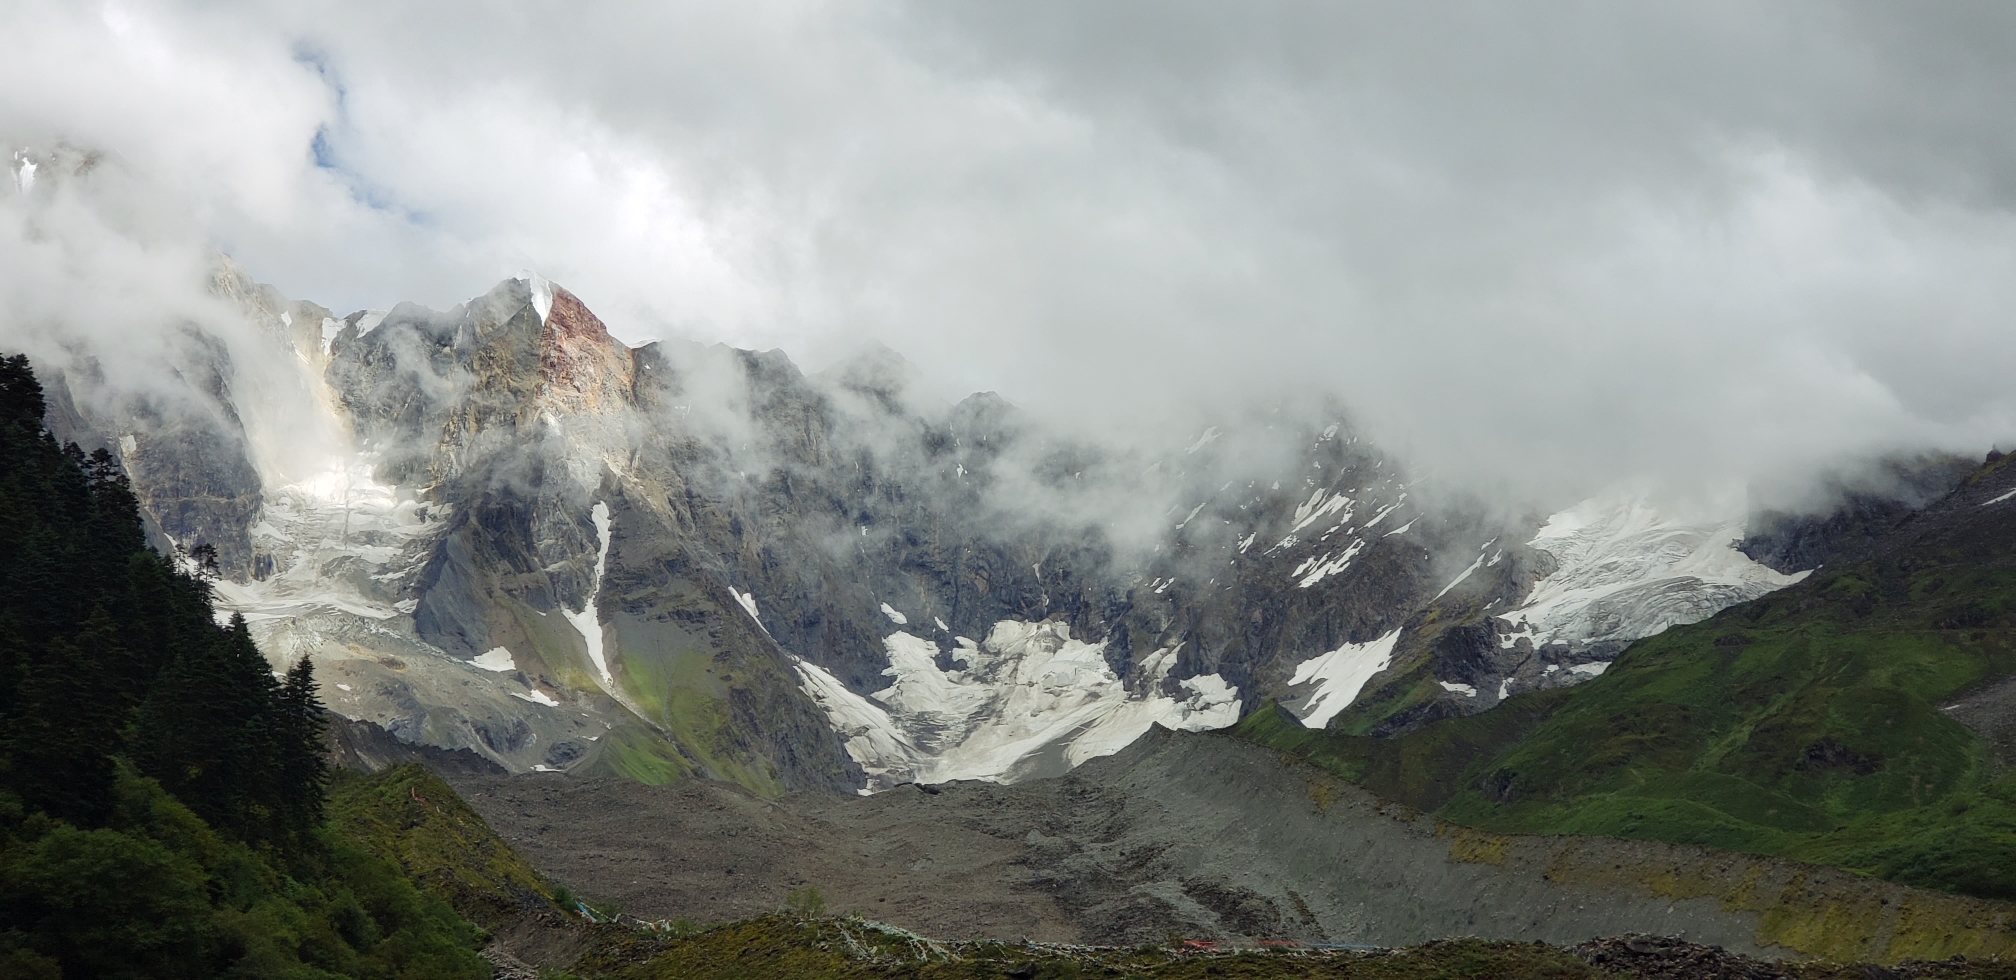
[{"left": 28, "top": 268, "right": 1873, "bottom": 793}]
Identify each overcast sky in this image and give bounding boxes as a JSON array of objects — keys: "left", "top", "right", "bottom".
[{"left": 3, "top": 0, "right": 2014, "bottom": 506}]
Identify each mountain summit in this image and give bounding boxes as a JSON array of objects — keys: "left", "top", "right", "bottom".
[{"left": 34, "top": 270, "right": 1882, "bottom": 794}]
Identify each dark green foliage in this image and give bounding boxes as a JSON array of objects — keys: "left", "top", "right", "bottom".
[
  {"left": 279, "top": 653, "right": 333, "bottom": 833},
  {"left": 0, "top": 352, "right": 323, "bottom": 843},
  {"left": 0, "top": 354, "right": 488, "bottom": 978},
  {"left": 0, "top": 819, "right": 217, "bottom": 978},
  {"left": 0, "top": 765, "right": 488, "bottom": 979}
]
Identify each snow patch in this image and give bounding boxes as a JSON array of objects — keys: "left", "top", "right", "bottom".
[
  {"left": 513, "top": 690, "right": 559, "bottom": 707},
  {"left": 320, "top": 317, "right": 342, "bottom": 355},
  {"left": 527, "top": 274, "right": 554, "bottom": 324},
  {"left": 1286, "top": 490, "right": 1354, "bottom": 538},
  {"left": 880, "top": 602, "right": 909, "bottom": 625},
  {"left": 471, "top": 647, "right": 516, "bottom": 672},
  {"left": 561, "top": 502, "right": 614, "bottom": 685},
  {"left": 1362, "top": 495, "right": 1407, "bottom": 530},
  {"left": 1285, "top": 628, "right": 1402, "bottom": 729},
  {"left": 1185, "top": 426, "right": 1222, "bottom": 454},
  {"left": 797, "top": 620, "right": 1240, "bottom": 790},
  {"left": 355, "top": 311, "right": 388, "bottom": 336},
  {"left": 1294, "top": 538, "right": 1366, "bottom": 588},
  {"left": 1494, "top": 490, "right": 1808, "bottom": 657},
  {"left": 1568, "top": 661, "right": 1610, "bottom": 678},
  {"left": 730, "top": 587, "right": 761, "bottom": 625},
  {"left": 1432, "top": 547, "right": 1490, "bottom": 601},
  {"left": 1982, "top": 489, "right": 2016, "bottom": 508},
  {"left": 793, "top": 657, "right": 923, "bottom": 787},
  {"left": 1438, "top": 681, "right": 1478, "bottom": 697}
]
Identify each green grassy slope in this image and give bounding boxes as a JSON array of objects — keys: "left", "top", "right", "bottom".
[
  {"left": 329, "top": 764, "right": 569, "bottom": 930},
  {"left": 1241, "top": 453, "right": 2016, "bottom": 902}
]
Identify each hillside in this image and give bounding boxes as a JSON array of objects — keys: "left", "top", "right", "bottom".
[
  {"left": 0, "top": 354, "right": 494, "bottom": 979},
  {"left": 1240, "top": 450, "right": 2016, "bottom": 901}
]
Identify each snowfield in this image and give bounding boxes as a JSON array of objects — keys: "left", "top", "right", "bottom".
[
  {"left": 798, "top": 619, "right": 1241, "bottom": 790},
  {"left": 1495, "top": 490, "right": 1809, "bottom": 660}
]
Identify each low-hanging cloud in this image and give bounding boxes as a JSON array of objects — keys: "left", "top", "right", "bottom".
[{"left": 3, "top": 0, "right": 2014, "bottom": 512}]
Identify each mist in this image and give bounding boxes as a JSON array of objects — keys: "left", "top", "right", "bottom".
[{"left": 4, "top": 0, "right": 2014, "bottom": 514}]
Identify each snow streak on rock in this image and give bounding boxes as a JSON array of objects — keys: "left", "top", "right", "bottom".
[
  {"left": 563, "top": 501, "right": 615, "bottom": 685},
  {"left": 792, "top": 657, "right": 922, "bottom": 795},
  {"left": 527, "top": 274, "right": 554, "bottom": 324}
]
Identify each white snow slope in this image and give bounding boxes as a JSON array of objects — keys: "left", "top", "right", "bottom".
[
  {"left": 1496, "top": 490, "right": 1809, "bottom": 665},
  {"left": 799, "top": 619, "right": 1240, "bottom": 791},
  {"left": 1283, "top": 629, "right": 1403, "bottom": 729}
]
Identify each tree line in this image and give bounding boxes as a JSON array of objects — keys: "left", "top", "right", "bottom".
[
  {"left": 0, "top": 353, "right": 488, "bottom": 979},
  {"left": 0, "top": 352, "right": 327, "bottom": 847}
]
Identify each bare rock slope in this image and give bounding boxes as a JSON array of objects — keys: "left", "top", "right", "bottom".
[{"left": 446, "top": 728, "right": 2016, "bottom": 963}]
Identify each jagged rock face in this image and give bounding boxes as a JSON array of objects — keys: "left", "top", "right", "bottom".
[
  {"left": 38, "top": 325, "right": 266, "bottom": 574},
  {"left": 1738, "top": 454, "right": 1976, "bottom": 574},
  {"left": 56, "top": 271, "right": 1863, "bottom": 793}
]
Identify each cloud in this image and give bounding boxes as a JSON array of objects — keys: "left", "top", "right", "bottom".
[{"left": 2, "top": 0, "right": 2013, "bottom": 508}]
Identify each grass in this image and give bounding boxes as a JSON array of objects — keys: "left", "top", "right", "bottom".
[
  {"left": 328, "top": 763, "right": 567, "bottom": 929},
  {"left": 577, "top": 915, "right": 1618, "bottom": 980},
  {"left": 1237, "top": 508, "right": 2016, "bottom": 906}
]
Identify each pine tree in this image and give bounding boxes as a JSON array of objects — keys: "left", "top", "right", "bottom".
[
  {"left": 0, "top": 354, "right": 330, "bottom": 846},
  {"left": 276, "top": 655, "right": 331, "bottom": 841},
  {"left": 136, "top": 615, "right": 284, "bottom": 841}
]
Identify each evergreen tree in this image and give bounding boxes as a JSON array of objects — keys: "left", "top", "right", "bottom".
[
  {"left": 0, "top": 352, "right": 489, "bottom": 979},
  {"left": 276, "top": 655, "right": 331, "bottom": 841},
  {"left": 0, "top": 352, "right": 331, "bottom": 843},
  {"left": 135, "top": 615, "right": 284, "bottom": 841}
]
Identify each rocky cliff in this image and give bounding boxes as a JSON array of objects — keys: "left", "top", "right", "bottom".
[{"left": 38, "top": 268, "right": 1862, "bottom": 793}]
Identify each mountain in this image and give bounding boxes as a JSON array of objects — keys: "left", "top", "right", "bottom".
[
  {"left": 0, "top": 354, "right": 498, "bottom": 979},
  {"left": 31, "top": 267, "right": 1892, "bottom": 793},
  {"left": 1240, "top": 448, "right": 2016, "bottom": 902}
]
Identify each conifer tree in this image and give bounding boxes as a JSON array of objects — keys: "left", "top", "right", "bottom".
[
  {"left": 137, "top": 614, "right": 286, "bottom": 840},
  {"left": 0, "top": 353, "right": 330, "bottom": 844},
  {"left": 276, "top": 655, "right": 331, "bottom": 840}
]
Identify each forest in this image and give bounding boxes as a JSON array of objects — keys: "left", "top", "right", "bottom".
[{"left": 0, "top": 353, "right": 490, "bottom": 979}]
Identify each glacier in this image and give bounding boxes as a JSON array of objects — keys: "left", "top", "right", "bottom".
[
  {"left": 1494, "top": 489, "right": 1810, "bottom": 664},
  {"left": 800, "top": 620, "right": 1241, "bottom": 790}
]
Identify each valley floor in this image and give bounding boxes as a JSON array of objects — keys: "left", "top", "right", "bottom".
[{"left": 443, "top": 728, "right": 2016, "bottom": 963}]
